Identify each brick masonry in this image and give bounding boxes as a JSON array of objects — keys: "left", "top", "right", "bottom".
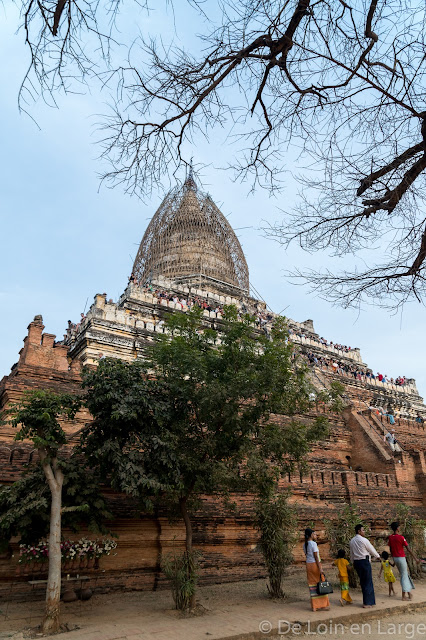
[{"left": 1, "top": 300, "right": 425, "bottom": 599}]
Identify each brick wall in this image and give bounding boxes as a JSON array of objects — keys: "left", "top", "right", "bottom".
[{"left": 0, "top": 317, "right": 425, "bottom": 599}]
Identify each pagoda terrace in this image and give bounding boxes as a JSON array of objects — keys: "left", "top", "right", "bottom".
[{"left": 0, "top": 178, "right": 425, "bottom": 599}]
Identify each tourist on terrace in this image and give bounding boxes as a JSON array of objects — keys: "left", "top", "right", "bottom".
[
  {"left": 384, "top": 429, "right": 396, "bottom": 452},
  {"left": 349, "top": 524, "right": 380, "bottom": 608},
  {"left": 303, "top": 528, "right": 330, "bottom": 611},
  {"left": 393, "top": 436, "right": 402, "bottom": 453},
  {"left": 76, "top": 312, "right": 86, "bottom": 330},
  {"left": 388, "top": 522, "right": 420, "bottom": 601},
  {"left": 66, "top": 320, "right": 76, "bottom": 339}
]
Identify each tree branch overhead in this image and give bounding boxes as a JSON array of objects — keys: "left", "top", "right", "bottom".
[{"left": 11, "top": 0, "right": 426, "bottom": 308}]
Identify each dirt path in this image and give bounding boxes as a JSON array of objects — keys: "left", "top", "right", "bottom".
[{"left": 1, "top": 565, "right": 425, "bottom": 639}]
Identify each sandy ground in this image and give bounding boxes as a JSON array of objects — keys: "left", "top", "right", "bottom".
[
  {"left": 2, "top": 566, "right": 305, "bottom": 634},
  {"left": 1, "top": 564, "right": 425, "bottom": 639}
]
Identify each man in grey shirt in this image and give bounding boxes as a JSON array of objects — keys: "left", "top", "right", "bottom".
[
  {"left": 350, "top": 524, "right": 380, "bottom": 607},
  {"left": 384, "top": 429, "right": 396, "bottom": 451}
]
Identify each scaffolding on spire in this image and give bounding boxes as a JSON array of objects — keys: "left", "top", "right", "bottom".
[{"left": 132, "top": 179, "right": 249, "bottom": 292}]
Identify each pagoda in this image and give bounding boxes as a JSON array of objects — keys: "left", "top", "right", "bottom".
[{"left": 0, "top": 177, "right": 425, "bottom": 598}]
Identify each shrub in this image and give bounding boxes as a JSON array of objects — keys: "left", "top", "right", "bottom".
[
  {"left": 162, "top": 550, "right": 199, "bottom": 610},
  {"left": 254, "top": 491, "right": 297, "bottom": 598}
]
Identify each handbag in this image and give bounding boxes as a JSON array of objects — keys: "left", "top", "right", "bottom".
[{"left": 317, "top": 576, "right": 333, "bottom": 595}]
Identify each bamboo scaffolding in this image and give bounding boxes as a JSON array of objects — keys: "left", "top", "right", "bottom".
[{"left": 133, "top": 177, "right": 249, "bottom": 292}]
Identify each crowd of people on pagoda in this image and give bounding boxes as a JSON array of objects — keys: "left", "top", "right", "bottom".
[
  {"left": 140, "top": 282, "right": 224, "bottom": 314},
  {"left": 137, "top": 280, "right": 275, "bottom": 327},
  {"left": 305, "top": 351, "right": 409, "bottom": 387},
  {"left": 289, "top": 328, "right": 353, "bottom": 353},
  {"left": 129, "top": 278, "right": 361, "bottom": 350},
  {"left": 66, "top": 278, "right": 410, "bottom": 391}
]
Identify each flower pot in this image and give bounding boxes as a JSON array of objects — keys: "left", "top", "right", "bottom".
[{"left": 87, "top": 557, "right": 95, "bottom": 569}]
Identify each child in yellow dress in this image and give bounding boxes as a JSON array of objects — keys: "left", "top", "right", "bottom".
[
  {"left": 379, "top": 551, "right": 396, "bottom": 596},
  {"left": 334, "top": 549, "right": 352, "bottom": 606}
]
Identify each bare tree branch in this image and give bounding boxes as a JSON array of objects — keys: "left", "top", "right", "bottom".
[{"left": 9, "top": 0, "right": 426, "bottom": 308}]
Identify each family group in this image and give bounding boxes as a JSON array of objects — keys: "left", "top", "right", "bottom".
[{"left": 304, "top": 522, "right": 422, "bottom": 612}]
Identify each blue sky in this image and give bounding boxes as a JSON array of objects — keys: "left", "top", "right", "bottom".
[{"left": 1, "top": 2, "right": 425, "bottom": 399}]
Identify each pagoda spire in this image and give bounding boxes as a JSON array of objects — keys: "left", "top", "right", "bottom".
[
  {"left": 132, "top": 176, "right": 249, "bottom": 292},
  {"left": 184, "top": 157, "right": 197, "bottom": 190}
]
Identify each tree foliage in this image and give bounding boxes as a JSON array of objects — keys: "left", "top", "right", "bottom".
[
  {"left": 80, "top": 357, "right": 180, "bottom": 503},
  {"left": 82, "top": 307, "right": 329, "bottom": 502},
  {"left": 325, "top": 503, "right": 371, "bottom": 558},
  {"left": 315, "top": 381, "right": 347, "bottom": 415},
  {"left": 11, "top": 389, "right": 80, "bottom": 452},
  {"left": 0, "top": 457, "right": 112, "bottom": 546},
  {"left": 4, "top": 390, "right": 88, "bottom": 634},
  {"left": 81, "top": 306, "right": 333, "bottom": 607}
]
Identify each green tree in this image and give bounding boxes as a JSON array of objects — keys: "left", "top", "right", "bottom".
[
  {"left": 81, "top": 307, "right": 332, "bottom": 608},
  {"left": 315, "top": 381, "right": 347, "bottom": 415},
  {"left": 0, "top": 458, "right": 112, "bottom": 546},
  {"left": 249, "top": 383, "right": 343, "bottom": 600},
  {"left": 325, "top": 505, "right": 371, "bottom": 559},
  {"left": 4, "top": 390, "right": 81, "bottom": 635}
]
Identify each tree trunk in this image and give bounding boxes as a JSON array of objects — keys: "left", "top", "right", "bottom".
[
  {"left": 42, "top": 458, "right": 64, "bottom": 635},
  {"left": 179, "top": 496, "right": 196, "bottom": 608},
  {"left": 179, "top": 496, "right": 193, "bottom": 553}
]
